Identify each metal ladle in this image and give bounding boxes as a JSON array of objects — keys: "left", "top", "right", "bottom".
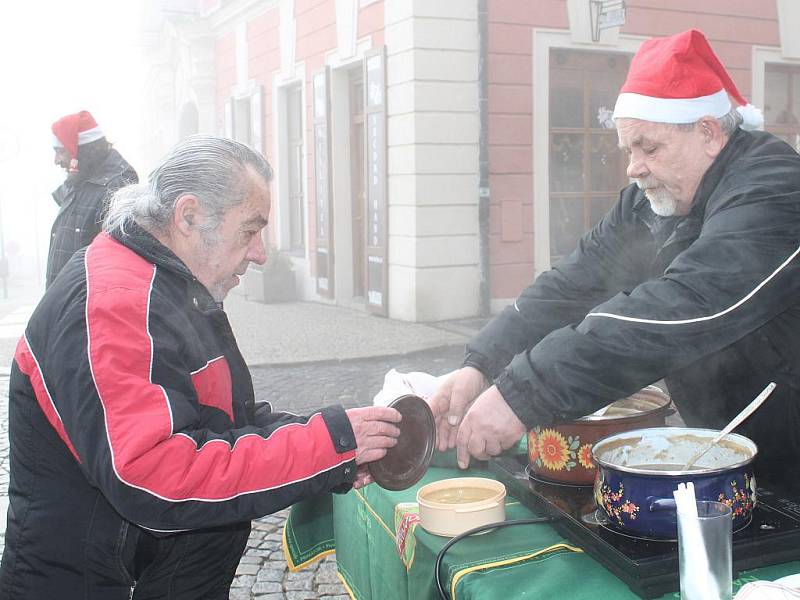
[{"left": 682, "top": 381, "right": 777, "bottom": 471}]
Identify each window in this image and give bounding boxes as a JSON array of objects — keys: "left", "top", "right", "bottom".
[
  {"left": 286, "top": 84, "right": 305, "bottom": 251},
  {"left": 764, "top": 63, "right": 800, "bottom": 153},
  {"left": 224, "top": 86, "right": 263, "bottom": 154},
  {"left": 233, "top": 96, "right": 251, "bottom": 146},
  {"left": 548, "top": 50, "right": 630, "bottom": 265}
]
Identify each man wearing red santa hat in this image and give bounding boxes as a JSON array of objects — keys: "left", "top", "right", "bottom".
[
  {"left": 48, "top": 110, "right": 137, "bottom": 287},
  {"left": 431, "top": 29, "right": 800, "bottom": 482}
]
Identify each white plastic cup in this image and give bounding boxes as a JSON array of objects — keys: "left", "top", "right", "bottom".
[{"left": 677, "top": 500, "right": 733, "bottom": 600}]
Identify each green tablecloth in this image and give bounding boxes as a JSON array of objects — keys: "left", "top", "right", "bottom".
[{"left": 283, "top": 466, "right": 800, "bottom": 600}]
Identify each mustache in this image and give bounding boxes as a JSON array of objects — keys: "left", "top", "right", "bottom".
[{"left": 635, "top": 177, "right": 659, "bottom": 190}]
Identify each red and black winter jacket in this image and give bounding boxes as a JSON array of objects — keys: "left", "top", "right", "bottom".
[{"left": 0, "top": 224, "right": 356, "bottom": 598}]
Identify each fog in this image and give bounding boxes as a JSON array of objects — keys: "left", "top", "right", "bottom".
[{"left": 0, "top": 0, "right": 146, "bottom": 291}]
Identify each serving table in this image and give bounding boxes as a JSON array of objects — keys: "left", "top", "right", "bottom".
[{"left": 283, "top": 461, "right": 800, "bottom": 600}]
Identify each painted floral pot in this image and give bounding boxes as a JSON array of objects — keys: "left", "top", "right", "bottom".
[
  {"left": 592, "top": 427, "right": 758, "bottom": 540},
  {"left": 528, "top": 386, "right": 672, "bottom": 486}
]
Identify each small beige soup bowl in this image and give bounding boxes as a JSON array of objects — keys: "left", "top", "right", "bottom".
[{"left": 416, "top": 477, "right": 506, "bottom": 537}]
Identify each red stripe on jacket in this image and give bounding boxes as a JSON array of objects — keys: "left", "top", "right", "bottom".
[
  {"left": 191, "top": 357, "right": 234, "bottom": 422},
  {"left": 14, "top": 336, "right": 82, "bottom": 463},
  {"left": 85, "top": 233, "right": 353, "bottom": 501}
]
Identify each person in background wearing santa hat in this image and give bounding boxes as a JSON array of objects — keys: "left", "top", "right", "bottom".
[
  {"left": 48, "top": 110, "right": 138, "bottom": 287},
  {"left": 430, "top": 29, "right": 800, "bottom": 483}
]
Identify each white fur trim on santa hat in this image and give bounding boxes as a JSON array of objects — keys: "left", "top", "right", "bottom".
[
  {"left": 736, "top": 104, "right": 764, "bottom": 131},
  {"left": 52, "top": 126, "right": 105, "bottom": 149},
  {"left": 77, "top": 125, "right": 105, "bottom": 145},
  {"left": 613, "top": 89, "right": 731, "bottom": 124}
]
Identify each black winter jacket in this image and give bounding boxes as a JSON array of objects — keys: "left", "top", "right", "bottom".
[
  {"left": 466, "top": 129, "right": 800, "bottom": 476},
  {"left": 1, "top": 224, "right": 357, "bottom": 599},
  {"left": 46, "top": 145, "right": 137, "bottom": 288}
]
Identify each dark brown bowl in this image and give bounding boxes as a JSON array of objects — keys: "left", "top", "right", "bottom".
[
  {"left": 528, "top": 386, "right": 673, "bottom": 486},
  {"left": 368, "top": 394, "right": 435, "bottom": 491}
]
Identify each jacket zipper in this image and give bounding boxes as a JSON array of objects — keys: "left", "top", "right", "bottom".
[{"left": 129, "top": 580, "right": 137, "bottom": 599}]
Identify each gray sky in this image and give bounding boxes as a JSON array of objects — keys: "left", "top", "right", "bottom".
[{"left": 0, "top": 0, "right": 146, "bottom": 282}]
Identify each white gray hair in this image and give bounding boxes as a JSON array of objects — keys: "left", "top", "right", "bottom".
[
  {"left": 607, "top": 107, "right": 743, "bottom": 135},
  {"left": 670, "top": 107, "right": 743, "bottom": 135},
  {"left": 104, "top": 135, "right": 273, "bottom": 235}
]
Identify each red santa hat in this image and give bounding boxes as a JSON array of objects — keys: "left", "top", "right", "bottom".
[
  {"left": 51, "top": 110, "right": 106, "bottom": 172},
  {"left": 613, "top": 29, "right": 763, "bottom": 131}
]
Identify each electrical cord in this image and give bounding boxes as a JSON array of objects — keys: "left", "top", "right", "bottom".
[{"left": 434, "top": 516, "right": 559, "bottom": 600}]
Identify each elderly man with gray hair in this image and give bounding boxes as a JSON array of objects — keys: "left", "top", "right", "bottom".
[{"left": 0, "top": 135, "right": 401, "bottom": 599}]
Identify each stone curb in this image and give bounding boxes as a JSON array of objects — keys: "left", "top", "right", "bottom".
[{"left": 246, "top": 342, "right": 466, "bottom": 369}]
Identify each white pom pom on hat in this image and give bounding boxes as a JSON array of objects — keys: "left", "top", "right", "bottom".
[
  {"left": 613, "top": 29, "right": 763, "bottom": 131},
  {"left": 736, "top": 103, "right": 764, "bottom": 131}
]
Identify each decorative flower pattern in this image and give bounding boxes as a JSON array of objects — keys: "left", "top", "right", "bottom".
[
  {"left": 599, "top": 480, "right": 640, "bottom": 525},
  {"left": 717, "top": 474, "right": 755, "bottom": 518},
  {"left": 528, "top": 430, "right": 540, "bottom": 463},
  {"left": 530, "top": 427, "right": 581, "bottom": 472},
  {"left": 537, "top": 429, "right": 572, "bottom": 471},
  {"left": 578, "top": 444, "right": 594, "bottom": 469}
]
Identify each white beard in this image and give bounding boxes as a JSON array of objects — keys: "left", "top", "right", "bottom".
[{"left": 635, "top": 178, "right": 678, "bottom": 217}]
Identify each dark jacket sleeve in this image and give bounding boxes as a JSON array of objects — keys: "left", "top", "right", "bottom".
[
  {"left": 496, "top": 153, "right": 800, "bottom": 429},
  {"left": 40, "top": 291, "right": 357, "bottom": 533},
  {"left": 465, "top": 187, "right": 651, "bottom": 379}
]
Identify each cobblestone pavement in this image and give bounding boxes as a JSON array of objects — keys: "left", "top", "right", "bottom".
[
  {"left": 0, "top": 344, "right": 467, "bottom": 599},
  {"left": 251, "top": 344, "right": 466, "bottom": 413}
]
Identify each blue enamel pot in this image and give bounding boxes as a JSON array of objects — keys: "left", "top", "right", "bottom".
[{"left": 592, "top": 427, "right": 757, "bottom": 540}]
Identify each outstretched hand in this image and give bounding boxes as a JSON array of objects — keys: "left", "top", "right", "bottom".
[
  {"left": 345, "top": 406, "right": 402, "bottom": 465},
  {"left": 455, "top": 385, "right": 526, "bottom": 469},
  {"left": 428, "top": 367, "right": 488, "bottom": 452}
]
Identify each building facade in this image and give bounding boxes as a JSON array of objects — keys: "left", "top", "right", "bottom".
[{"left": 139, "top": 0, "right": 800, "bottom": 322}]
